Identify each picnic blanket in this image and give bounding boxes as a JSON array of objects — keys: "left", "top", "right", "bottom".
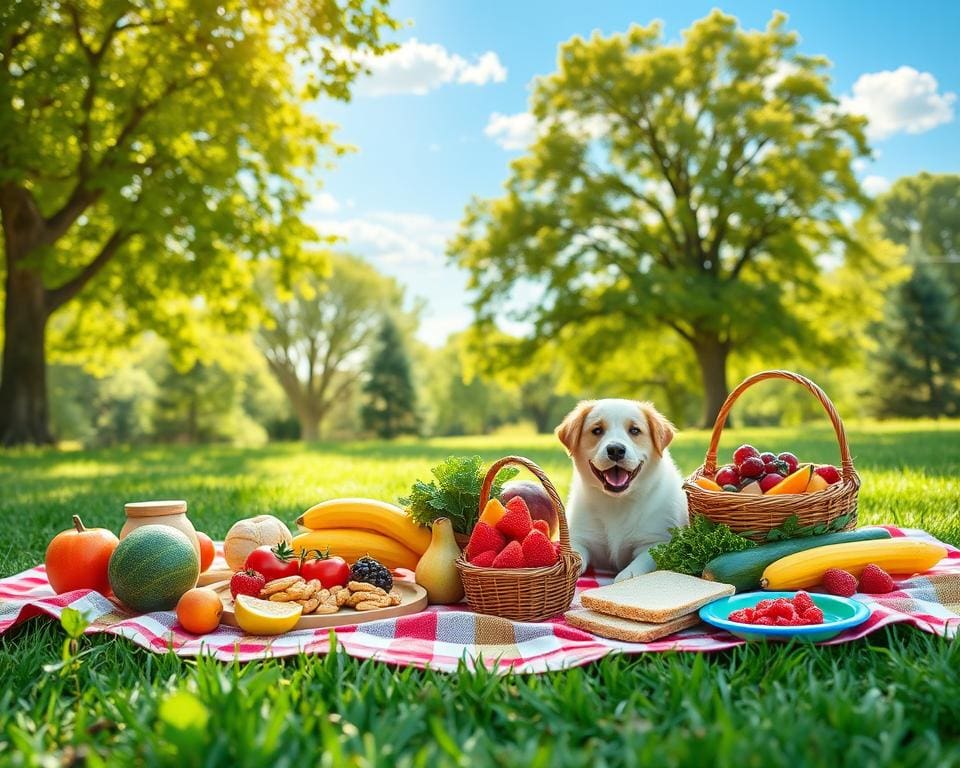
[{"left": 2, "top": 525, "right": 958, "bottom": 673}]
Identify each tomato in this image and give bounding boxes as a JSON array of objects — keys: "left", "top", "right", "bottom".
[
  {"left": 299, "top": 550, "right": 350, "bottom": 588},
  {"left": 195, "top": 531, "right": 215, "bottom": 572},
  {"left": 244, "top": 542, "right": 299, "bottom": 582}
]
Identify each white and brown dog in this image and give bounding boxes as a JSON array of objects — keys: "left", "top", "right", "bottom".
[{"left": 555, "top": 399, "right": 688, "bottom": 581}]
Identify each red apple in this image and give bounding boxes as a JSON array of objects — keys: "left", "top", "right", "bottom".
[
  {"left": 715, "top": 465, "right": 740, "bottom": 487},
  {"left": 759, "top": 473, "right": 784, "bottom": 493},
  {"left": 814, "top": 465, "right": 841, "bottom": 484},
  {"left": 778, "top": 452, "right": 799, "bottom": 474},
  {"left": 500, "top": 481, "right": 558, "bottom": 539},
  {"left": 733, "top": 444, "right": 760, "bottom": 466}
]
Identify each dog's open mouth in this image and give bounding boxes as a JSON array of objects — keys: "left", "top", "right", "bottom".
[{"left": 589, "top": 462, "right": 642, "bottom": 493}]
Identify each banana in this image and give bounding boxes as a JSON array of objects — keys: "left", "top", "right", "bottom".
[
  {"left": 296, "top": 498, "right": 432, "bottom": 555},
  {"left": 291, "top": 529, "right": 421, "bottom": 571}
]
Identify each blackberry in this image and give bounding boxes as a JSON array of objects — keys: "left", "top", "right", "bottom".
[{"left": 350, "top": 556, "right": 392, "bottom": 591}]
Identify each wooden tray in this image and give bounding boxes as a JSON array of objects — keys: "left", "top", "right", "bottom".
[{"left": 201, "top": 571, "right": 428, "bottom": 630}]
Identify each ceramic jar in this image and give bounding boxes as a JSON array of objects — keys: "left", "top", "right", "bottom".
[{"left": 120, "top": 500, "right": 200, "bottom": 559}]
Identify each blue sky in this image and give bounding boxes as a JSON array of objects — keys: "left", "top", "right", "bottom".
[{"left": 309, "top": 1, "right": 960, "bottom": 343}]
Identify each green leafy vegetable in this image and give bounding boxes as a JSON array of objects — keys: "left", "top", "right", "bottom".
[
  {"left": 650, "top": 516, "right": 756, "bottom": 576},
  {"left": 399, "top": 456, "right": 519, "bottom": 534},
  {"left": 758, "top": 512, "right": 854, "bottom": 542}
]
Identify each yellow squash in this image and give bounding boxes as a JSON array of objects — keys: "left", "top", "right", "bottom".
[
  {"left": 761, "top": 538, "right": 946, "bottom": 590},
  {"left": 292, "top": 529, "right": 421, "bottom": 571},
  {"left": 295, "top": 498, "right": 431, "bottom": 555}
]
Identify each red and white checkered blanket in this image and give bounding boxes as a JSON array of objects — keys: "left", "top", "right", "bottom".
[{"left": 2, "top": 526, "right": 958, "bottom": 673}]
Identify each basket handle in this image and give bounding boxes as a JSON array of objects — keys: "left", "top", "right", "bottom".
[
  {"left": 478, "top": 456, "right": 572, "bottom": 553},
  {"left": 703, "top": 370, "right": 855, "bottom": 480}
]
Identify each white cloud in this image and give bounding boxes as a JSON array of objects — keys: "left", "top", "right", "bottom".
[
  {"left": 356, "top": 39, "right": 506, "bottom": 96},
  {"left": 485, "top": 111, "right": 537, "bottom": 150},
  {"left": 309, "top": 192, "right": 340, "bottom": 215},
  {"left": 312, "top": 211, "right": 457, "bottom": 266},
  {"left": 841, "top": 66, "right": 956, "bottom": 140},
  {"left": 862, "top": 174, "right": 891, "bottom": 197}
]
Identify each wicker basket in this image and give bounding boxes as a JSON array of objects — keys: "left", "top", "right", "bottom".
[
  {"left": 684, "top": 370, "right": 861, "bottom": 542},
  {"left": 456, "top": 456, "right": 582, "bottom": 622}
]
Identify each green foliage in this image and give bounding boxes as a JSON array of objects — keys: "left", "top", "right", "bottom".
[
  {"left": 877, "top": 173, "right": 960, "bottom": 297},
  {"left": 759, "top": 512, "right": 855, "bottom": 542},
  {"left": 872, "top": 263, "right": 960, "bottom": 418},
  {"left": 399, "top": 455, "right": 519, "bottom": 533},
  {"left": 257, "top": 253, "right": 414, "bottom": 440},
  {"left": 650, "top": 515, "right": 755, "bottom": 575},
  {"left": 450, "top": 10, "right": 871, "bottom": 425},
  {"left": 362, "top": 316, "right": 418, "bottom": 438}
]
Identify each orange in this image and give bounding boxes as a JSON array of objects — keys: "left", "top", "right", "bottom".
[
  {"left": 176, "top": 588, "right": 223, "bottom": 634},
  {"left": 196, "top": 531, "right": 215, "bottom": 572},
  {"left": 694, "top": 477, "right": 724, "bottom": 492}
]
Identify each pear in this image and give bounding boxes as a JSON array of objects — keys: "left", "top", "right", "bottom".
[{"left": 415, "top": 517, "right": 465, "bottom": 605}]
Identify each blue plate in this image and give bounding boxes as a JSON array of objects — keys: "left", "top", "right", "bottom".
[{"left": 699, "top": 591, "right": 871, "bottom": 643}]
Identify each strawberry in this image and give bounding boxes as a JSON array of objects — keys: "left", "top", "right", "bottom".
[
  {"left": 496, "top": 498, "right": 533, "bottom": 541},
  {"left": 230, "top": 569, "right": 265, "bottom": 599},
  {"left": 814, "top": 465, "right": 842, "bottom": 484},
  {"left": 859, "top": 563, "right": 895, "bottom": 594},
  {"left": 822, "top": 568, "right": 858, "bottom": 597},
  {"left": 466, "top": 522, "right": 506, "bottom": 560},
  {"left": 802, "top": 606, "right": 824, "bottom": 624},
  {"left": 792, "top": 591, "right": 815, "bottom": 614},
  {"left": 521, "top": 530, "right": 559, "bottom": 567},
  {"left": 531, "top": 519, "right": 551, "bottom": 537},
  {"left": 469, "top": 550, "right": 498, "bottom": 568},
  {"left": 491, "top": 540, "right": 525, "bottom": 568}
]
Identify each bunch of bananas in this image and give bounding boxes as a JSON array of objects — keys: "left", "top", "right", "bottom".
[{"left": 291, "top": 498, "right": 430, "bottom": 571}]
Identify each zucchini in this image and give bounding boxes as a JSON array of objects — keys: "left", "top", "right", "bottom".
[{"left": 702, "top": 527, "right": 892, "bottom": 592}]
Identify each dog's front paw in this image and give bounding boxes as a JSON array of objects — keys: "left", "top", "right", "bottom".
[{"left": 614, "top": 553, "right": 656, "bottom": 582}]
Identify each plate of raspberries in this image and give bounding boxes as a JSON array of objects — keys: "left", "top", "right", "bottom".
[{"left": 699, "top": 591, "right": 871, "bottom": 642}]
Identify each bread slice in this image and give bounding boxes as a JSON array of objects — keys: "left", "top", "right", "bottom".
[
  {"left": 565, "top": 609, "right": 700, "bottom": 643},
  {"left": 579, "top": 570, "right": 735, "bottom": 623}
]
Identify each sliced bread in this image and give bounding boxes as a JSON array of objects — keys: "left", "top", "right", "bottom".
[
  {"left": 564, "top": 609, "right": 700, "bottom": 643},
  {"left": 580, "top": 570, "right": 735, "bottom": 623}
]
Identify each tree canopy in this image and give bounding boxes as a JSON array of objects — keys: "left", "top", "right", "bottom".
[
  {"left": 449, "top": 11, "right": 870, "bottom": 425},
  {"left": 0, "top": 0, "right": 397, "bottom": 444}
]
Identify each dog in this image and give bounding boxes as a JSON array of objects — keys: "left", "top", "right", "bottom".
[{"left": 555, "top": 399, "right": 688, "bottom": 581}]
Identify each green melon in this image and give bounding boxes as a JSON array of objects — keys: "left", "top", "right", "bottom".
[{"left": 108, "top": 525, "right": 200, "bottom": 612}]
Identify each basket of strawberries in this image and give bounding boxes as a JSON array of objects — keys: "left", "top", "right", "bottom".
[
  {"left": 456, "top": 456, "right": 582, "bottom": 622},
  {"left": 684, "top": 369, "right": 861, "bottom": 542}
]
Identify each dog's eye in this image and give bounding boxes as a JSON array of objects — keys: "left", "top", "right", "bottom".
[
  {"left": 629, "top": 426, "right": 642, "bottom": 435},
  {"left": 591, "top": 426, "right": 604, "bottom": 436}
]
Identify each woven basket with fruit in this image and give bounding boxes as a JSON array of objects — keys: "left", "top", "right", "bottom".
[
  {"left": 684, "top": 370, "right": 860, "bottom": 543},
  {"left": 456, "top": 456, "right": 582, "bottom": 622}
]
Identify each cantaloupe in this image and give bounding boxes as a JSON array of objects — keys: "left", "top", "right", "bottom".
[{"left": 108, "top": 525, "right": 200, "bottom": 612}]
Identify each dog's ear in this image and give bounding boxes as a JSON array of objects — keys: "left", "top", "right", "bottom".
[
  {"left": 555, "top": 401, "right": 595, "bottom": 455},
  {"left": 641, "top": 402, "right": 676, "bottom": 456}
]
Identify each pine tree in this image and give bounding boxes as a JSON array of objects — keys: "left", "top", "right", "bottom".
[
  {"left": 362, "top": 318, "right": 418, "bottom": 438},
  {"left": 873, "top": 263, "right": 960, "bottom": 418}
]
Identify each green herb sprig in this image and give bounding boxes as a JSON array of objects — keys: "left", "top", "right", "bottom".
[
  {"left": 650, "top": 516, "right": 756, "bottom": 576},
  {"left": 399, "top": 455, "right": 518, "bottom": 534}
]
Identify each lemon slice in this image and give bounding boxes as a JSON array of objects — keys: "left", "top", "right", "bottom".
[{"left": 234, "top": 595, "right": 302, "bottom": 635}]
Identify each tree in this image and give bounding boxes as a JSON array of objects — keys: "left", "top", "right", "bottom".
[
  {"left": 876, "top": 173, "right": 960, "bottom": 298},
  {"left": 449, "top": 11, "right": 869, "bottom": 426},
  {"left": 0, "top": 0, "right": 397, "bottom": 445},
  {"left": 256, "top": 254, "right": 408, "bottom": 441},
  {"left": 872, "top": 262, "right": 960, "bottom": 418},
  {"left": 362, "top": 316, "right": 417, "bottom": 438}
]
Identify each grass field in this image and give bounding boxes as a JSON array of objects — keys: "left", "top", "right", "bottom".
[{"left": 2, "top": 421, "right": 959, "bottom": 766}]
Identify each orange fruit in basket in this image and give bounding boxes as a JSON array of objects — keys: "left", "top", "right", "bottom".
[
  {"left": 695, "top": 477, "right": 724, "bottom": 492},
  {"left": 196, "top": 531, "right": 215, "bottom": 572},
  {"left": 176, "top": 588, "right": 223, "bottom": 634}
]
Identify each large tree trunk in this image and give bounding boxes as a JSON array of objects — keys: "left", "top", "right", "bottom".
[
  {"left": 0, "top": 184, "right": 55, "bottom": 446},
  {"left": 692, "top": 333, "right": 731, "bottom": 429}
]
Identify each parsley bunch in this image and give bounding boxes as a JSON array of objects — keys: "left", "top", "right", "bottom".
[
  {"left": 650, "top": 516, "right": 755, "bottom": 576},
  {"left": 399, "top": 455, "right": 518, "bottom": 534}
]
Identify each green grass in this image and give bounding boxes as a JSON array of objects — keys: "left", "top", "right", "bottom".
[{"left": 2, "top": 421, "right": 959, "bottom": 766}]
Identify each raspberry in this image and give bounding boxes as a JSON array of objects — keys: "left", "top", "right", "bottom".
[
  {"left": 755, "top": 599, "right": 774, "bottom": 611},
  {"left": 754, "top": 616, "right": 775, "bottom": 626},
  {"left": 771, "top": 599, "right": 796, "bottom": 619},
  {"left": 802, "top": 606, "right": 824, "bottom": 624},
  {"left": 792, "top": 591, "right": 815, "bottom": 614},
  {"left": 727, "top": 609, "right": 751, "bottom": 624},
  {"left": 859, "top": 564, "right": 895, "bottom": 594},
  {"left": 741, "top": 608, "right": 757, "bottom": 622},
  {"left": 822, "top": 568, "right": 858, "bottom": 597},
  {"left": 775, "top": 617, "right": 793, "bottom": 626}
]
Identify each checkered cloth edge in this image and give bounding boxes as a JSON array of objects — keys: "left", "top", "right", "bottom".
[{"left": 2, "top": 526, "right": 957, "bottom": 674}]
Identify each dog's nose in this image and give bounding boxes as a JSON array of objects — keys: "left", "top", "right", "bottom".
[{"left": 606, "top": 442, "right": 626, "bottom": 461}]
